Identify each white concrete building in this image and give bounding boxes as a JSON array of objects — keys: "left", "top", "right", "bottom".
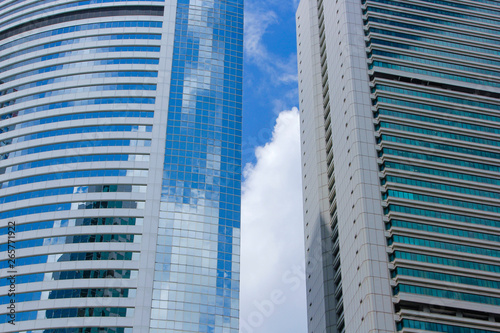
[{"left": 296, "top": 0, "right": 500, "bottom": 332}]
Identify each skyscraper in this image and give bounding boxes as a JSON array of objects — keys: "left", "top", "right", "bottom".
[
  {"left": 0, "top": 0, "right": 242, "bottom": 332},
  {"left": 297, "top": 0, "right": 500, "bottom": 332}
]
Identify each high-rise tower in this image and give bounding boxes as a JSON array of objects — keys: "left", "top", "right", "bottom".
[
  {"left": 297, "top": 0, "right": 500, "bottom": 332},
  {"left": 0, "top": 1, "right": 242, "bottom": 332}
]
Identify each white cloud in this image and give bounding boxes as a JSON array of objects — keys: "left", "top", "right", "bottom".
[
  {"left": 271, "top": 87, "right": 299, "bottom": 114},
  {"left": 244, "top": 9, "right": 278, "bottom": 61},
  {"left": 240, "top": 108, "right": 307, "bottom": 333}
]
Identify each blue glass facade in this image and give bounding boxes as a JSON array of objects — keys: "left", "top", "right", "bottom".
[
  {"left": 368, "top": 0, "right": 500, "bottom": 331},
  {"left": 150, "top": 0, "right": 242, "bottom": 331},
  {"left": 0, "top": 0, "right": 242, "bottom": 332}
]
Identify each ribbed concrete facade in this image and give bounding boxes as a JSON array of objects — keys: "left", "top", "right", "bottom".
[
  {"left": 297, "top": 0, "right": 500, "bottom": 332},
  {"left": 0, "top": 1, "right": 242, "bottom": 332}
]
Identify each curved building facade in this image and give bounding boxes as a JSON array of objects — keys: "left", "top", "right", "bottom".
[{"left": 0, "top": 0, "right": 242, "bottom": 332}]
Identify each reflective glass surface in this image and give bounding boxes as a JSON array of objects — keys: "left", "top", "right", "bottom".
[
  {"left": 0, "top": 111, "right": 154, "bottom": 134},
  {"left": 0, "top": 0, "right": 243, "bottom": 331},
  {"left": 375, "top": 85, "right": 500, "bottom": 112},
  {"left": 0, "top": 21, "right": 162, "bottom": 52},
  {"left": 418, "top": 0, "right": 500, "bottom": 14},
  {"left": 0, "top": 0, "right": 164, "bottom": 30},
  {"left": 1, "top": 139, "right": 151, "bottom": 161},
  {"left": 0, "top": 184, "right": 146, "bottom": 204},
  {"left": 398, "top": 319, "right": 499, "bottom": 333},
  {"left": 2, "top": 58, "right": 160, "bottom": 84},
  {"left": 387, "top": 220, "right": 500, "bottom": 242},
  {"left": 391, "top": 251, "right": 500, "bottom": 273},
  {"left": 0, "top": 35, "right": 160, "bottom": 64},
  {"left": 0, "top": 251, "right": 138, "bottom": 270},
  {"left": 0, "top": 307, "right": 133, "bottom": 324},
  {"left": 385, "top": 189, "right": 500, "bottom": 213},
  {"left": 394, "top": 284, "right": 500, "bottom": 305},
  {"left": 381, "top": 135, "right": 500, "bottom": 160},
  {"left": 0, "top": 269, "right": 136, "bottom": 287},
  {"left": 392, "top": 267, "right": 500, "bottom": 289},
  {"left": 368, "top": 20, "right": 500, "bottom": 48},
  {"left": 370, "top": 38, "right": 500, "bottom": 65},
  {"left": 369, "top": 0, "right": 500, "bottom": 24},
  {"left": 1, "top": 71, "right": 158, "bottom": 97},
  {"left": 379, "top": 122, "right": 500, "bottom": 147},
  {"left": 1, "top": 85, "right": 156, "bottom": 108},
  {"left": 389, "top": 235, "right": 500, "bottom": 258},
  {"left": 0, "top": 169, "right": 148, "bottom": 190},
  {"left": 381, "top": 148, "right": 500, "bottom": 173},
  {"left": 377, "top": 109, "right": 500, "bottom": 135},
  {"left": 1, "top": 125, "right": 152, "bottom": 148},
  {"left": 366, "top": 6, "right": 500, "bottom": 35},
  {"left": 0, "top": 217, "right": 140, "bottom": 236},
  {"left": 369, "top": 27, "right": 500, "bottom": 57},
  {"left": 32, "top": 329, "right": 130, "bottom": 333},
  {"left": 0, "top": 2, "right": 163, "bottom": 331},
  {"left": 1, "top": 200, "right": 145, "bottom": 219},
  {"left": 1, "top": 97, "right": 155, "bottom": 120},
  {"left": 386, "top": 204, "right": 500, "bottom": 229},
  {"left": 1, "top": 6, "right": 165, "bottom": 41},
  {"left": 0, "top": 234, "right": 137, "bottom": 251},
  {"left": 377, "top": 97, "right": 500, "bottom": 123},
  {"left": 151, "top": 0, "right": 243, "bottom": 332},
  {"left": 0, "top": 288, "right": 133, "bottom": 305},
  {"left": 371, "top": 61, "right": 500, "bottom": 88},
  {"left": 368, "top": 0, "right": 500, "bottom": 328},
  {"left": 384, "top": 175, "right": 500, "bottom": 199},
  {"left": 383, "top": 162, "right": 500, "bottom": 186}
]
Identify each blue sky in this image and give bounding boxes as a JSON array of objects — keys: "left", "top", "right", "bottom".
[
  {"left": 242, "top": 0, "right": 300, "bottom": 166},
  {"left": 240, "top": 1, "right": 308, "bottom": 332}
]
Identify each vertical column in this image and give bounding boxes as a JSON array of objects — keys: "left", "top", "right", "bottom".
[{"left": 322, "top": 0, "right": 395, "bottom": 331}]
